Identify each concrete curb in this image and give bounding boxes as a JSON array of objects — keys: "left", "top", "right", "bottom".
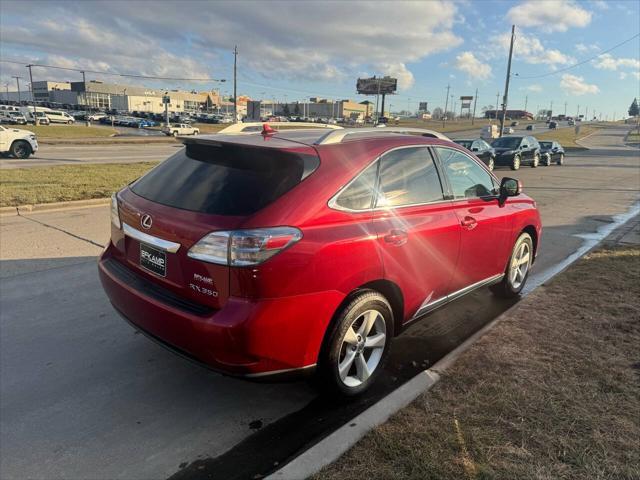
[
  {"left": 267, "top": 370, "right": 440, "bottom": 480},
  {"left": 39, "top": 137, "right": 176, "bottom": 145},
  {"left": 0, "top": 197, "right": 110, "bottom": 217},
  {"left": 267, "top": 203, "right": 640, "bottom": 480}
]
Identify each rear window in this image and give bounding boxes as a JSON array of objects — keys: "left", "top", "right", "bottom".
[{"left": 131, "top": 142, "right": 319, "bottom": 216}]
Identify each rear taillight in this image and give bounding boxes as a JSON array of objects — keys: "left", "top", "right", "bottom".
[
  {"left": 110, "top": 193, "right": 121, "bottom": 229},
  {"left": 188, "top": 227, "right": 302, "bottom": 266}
]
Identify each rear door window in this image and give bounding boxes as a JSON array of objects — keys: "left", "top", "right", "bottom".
[
  {"left": 131, "top": 142, "right": 319, "bottom": 216},
  {"left": 334, "top": 161, "right": 378, "bottom": 211}
]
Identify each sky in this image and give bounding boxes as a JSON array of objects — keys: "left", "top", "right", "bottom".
[{"left": 0, "top": 0, "right": 639, "bottom": 119}]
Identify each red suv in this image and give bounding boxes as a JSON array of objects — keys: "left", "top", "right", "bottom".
[{"left": 99, "top": 125, "right": 542, "bottom": 396}]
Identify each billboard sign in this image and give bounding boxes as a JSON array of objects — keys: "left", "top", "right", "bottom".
[
  {"left": 356, "top": 76, "right": 397, "bottom": 95},
  {"left": 419, "top": 102, "right": 428, "bottom": 111},
  {"left": 460, "top": 96, "right": 473, "bottom": 108}
]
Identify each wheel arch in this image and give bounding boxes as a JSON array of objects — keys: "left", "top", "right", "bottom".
[{"left": 522, "top": 225, "right": 538, "bottom": 261}]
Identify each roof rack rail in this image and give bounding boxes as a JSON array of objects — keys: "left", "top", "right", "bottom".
[
  {"left": 219, "top": 122, "right": 343, "bottom": 134},
  {"left": 314, "top": 127, "right": 451, "bottom": 145}
]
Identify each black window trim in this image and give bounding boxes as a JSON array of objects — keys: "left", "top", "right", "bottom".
[{"left": 328, "top": 144, "right": 451, "bottom": 213}]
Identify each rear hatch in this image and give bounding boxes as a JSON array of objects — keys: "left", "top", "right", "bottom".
[{"left": 116, "top": 137, "right": 319, "bottom": 310}]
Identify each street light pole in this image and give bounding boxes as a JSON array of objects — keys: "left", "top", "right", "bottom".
[
  {"left": 472, "top": 88, "right": 478, "bottom": 125},
  {"left": 12, "top": 76, "right": 22, "bottom": 103},
  {"left": 233, "top": 45, "right": 238, "bottom": 123},
  {"left": 499, "top": 25, "right": 515, "bottom": 137},
  {"left": 443, "top": 84, "right": 450, "bottom": 128}
]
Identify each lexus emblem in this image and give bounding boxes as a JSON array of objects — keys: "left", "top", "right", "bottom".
[{"left": 140, "top": 214, "right": 153, "bottom": 230}]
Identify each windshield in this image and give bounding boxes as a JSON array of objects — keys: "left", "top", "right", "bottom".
[
  {"left": 492, "top": 137, "right": 521, "bottom": 149},
  {"left": 455, "top": 140, "right": 472, "bottom": 149},
  {"left": 539, "top": 142, "right": 553, "bottom": 148}
]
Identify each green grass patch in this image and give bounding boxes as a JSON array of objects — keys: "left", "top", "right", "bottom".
[
  {"left": 535, "top": 125, "right": 600, "bottom": 147},
  {"left": 0, "top": 162, "right": 156, "bottom": 207},
  {"left": 23, "top": 125, "right": 118, "bottom": 138}
]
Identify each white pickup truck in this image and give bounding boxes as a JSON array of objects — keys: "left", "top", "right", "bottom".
[
  {"left": 0, "top": 125, "right": 38, "bottom": 159},
  {"left": 161, "top": 123, "right": 200, "bottom": 137}
]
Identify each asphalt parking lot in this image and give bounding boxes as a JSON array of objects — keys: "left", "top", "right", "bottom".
[{"left": 1, "top": 125, "right": 638, "bottom": 479}]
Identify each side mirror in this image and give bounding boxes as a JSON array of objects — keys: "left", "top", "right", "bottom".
[
  {"left": 471, "top": 147, "right": 479, "bottom": 152},
  {"left": 521, "top": 144, "right": 528, "bottom": 149},
  {"left": 499, "top": 177, "right": 522, "bottom": 205}
]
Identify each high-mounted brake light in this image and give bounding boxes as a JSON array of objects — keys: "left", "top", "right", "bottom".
[{"left": 188, "top": 227, "right": 302, "bottom": 266}]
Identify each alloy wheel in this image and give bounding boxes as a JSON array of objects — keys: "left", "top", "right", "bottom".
[
  {"left": 488, "top": 158, "right": 495, "bottom": 171},
  {"left": 509, "top": 240, "right": 531, "bottom": 290},
  {"left": 337, "top": 309, "right": 387, "bottom": 388}
]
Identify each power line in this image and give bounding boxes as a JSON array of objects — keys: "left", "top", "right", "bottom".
[
  {"left": 514, "top": 32, "right": 640, "bottom": 79},
  {"left": 0, "top": 59, "right": 225, "bottom": 82}
]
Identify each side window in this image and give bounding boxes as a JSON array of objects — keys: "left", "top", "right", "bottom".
[
  {"left": 436, "top": 147, "right": 496, "bottom": 199},
  {"left": 334, "top": 161, "right": 378, "bottom": 211},
  {"left": 376, "top": 147, "right": 444, "bottom": 207}
]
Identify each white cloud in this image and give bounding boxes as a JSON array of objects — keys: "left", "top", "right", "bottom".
[
  {"left": 0, "top": 1, "right": 463, "bottom": 92},
  {"left": 525, "top": 84, "right": 543, "bottom": 92},
  {"left": 575, "top": 43, "right": 599, "bottom": 53},
  {"left": 492, "top": 32, "right": 575, "bottom": 66},
  {"left": 590, "top": 0, "right": 608, "bottom": 9},
  {"left": 454, "top": 51, "right": 492, "bottom": 80},
  {"left": 592, "top": 53, "right": 640, "bottom": 71},
  {"left": 560, "top": 74, "right": 599, "bottom": 95},
  {"left": 507, "top": 0, "right": 592, "bottom": 32}
]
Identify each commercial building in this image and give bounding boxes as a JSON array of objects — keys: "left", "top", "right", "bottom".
[
  {"left": 266, "top": 98, "right": 375, "bottom": 120},
  {"left": 31, "top": 81, "right": 71, "bottom": 102}
]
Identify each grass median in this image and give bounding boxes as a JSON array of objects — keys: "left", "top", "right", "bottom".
[
  {"left": 23, "top": 125, "right": 118, "bottom": 138},
  {"left": 0, "top": 162, "right": 156, "bottom": 207},
  {"left": 535, "top": 125, "right": 600, "bottom": 147},
  {"left": 316, "top": 243, "right": 640, "bottom": 480}
]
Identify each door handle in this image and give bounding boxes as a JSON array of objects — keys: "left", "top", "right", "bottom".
[
  {"left": 461, "top": 216, "right": 478, "bottom": 230},
  {"left": 384, "top": 229, "right": 408, "bottom": 246}
]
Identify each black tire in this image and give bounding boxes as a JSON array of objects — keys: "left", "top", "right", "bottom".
[
  {"left": 487, "top": 157, "right": 495, "bottom": 172},
  {"left": 511, "top": 155, "right": 521, "bottom": 170},
  {"left": 193, "top": 131, "right": 198, "bottom": 136},
  {"left": 490, "top": 232, "right": 533, "bottom": 298},
  {"left": 544, "top": 154, "right": 552, "bottom": 166},
  {"left": 531, "top": 153, "right": 539, "bottom": 168},
  {"left": 557, "top": 153, "right": 564, "bottom": 166},
  {"left": 67, "top": 120, "right": 73, "bottom": 125},
  {"left": 318, "top": 290, "right": 393, "bottom": 396},
  {"left": 10, "top": 140, "right": 31, "bottom": 159}
]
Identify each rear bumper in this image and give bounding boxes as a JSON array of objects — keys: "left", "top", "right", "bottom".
[{"left": 98, "top": 247, "right": 343, "bottom": 378}]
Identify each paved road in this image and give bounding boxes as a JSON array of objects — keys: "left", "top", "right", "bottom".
[{"left": 1, "top": 125, "right": 638, "bottom": 479}]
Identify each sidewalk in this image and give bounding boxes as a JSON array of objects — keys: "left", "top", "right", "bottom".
[{"left": 315, "top": 216, "right": 640, "bottom": 480}]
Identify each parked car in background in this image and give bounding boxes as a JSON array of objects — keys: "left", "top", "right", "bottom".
[
  {"left": 505, "top": 127, "right": 515, "bottom": 134},
  {"left": 161, "top": 123, "right": 199, "bottom": 136},
  {"left": 491, "top": 135, "right": 541, "bottom": 170},
  {"left": 453, "top": 138, "right": 496, "bottom": 170},
  {"left": 31, "top": 111, "right": 51, "bottom": 125},
  {"left": 0, "top": 124, "right": 38, "bottom": 158},
  {"left": 46, "top": 110, "right": 75, "bottom": 124},
  {"left": 548, "top": 121, "right": 558, "bottom": 129},
  {"left": 7, "top": 112, "right": 27, "bottom": 125},
  {"left": 511, "top": 121, "right": 519, "bottom": 127},
  {"left": 526, "top": 124, "right": 535, "bottom": 131},
  {"left": 567, "top": 119, "right": 575, "bottom": 126},
  {"left": 538, "top": 141, "right": 565, "bottom": 166},
  {"left": 87, "top": 112, "right": 107, "bottom": 121},
  {"left": 99, "top": 124, "right": 541, "bottom": 396}
]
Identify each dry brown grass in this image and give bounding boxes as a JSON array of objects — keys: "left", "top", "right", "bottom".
[{"left": 316, "top": 245, "right": 640, "bottom": 480}]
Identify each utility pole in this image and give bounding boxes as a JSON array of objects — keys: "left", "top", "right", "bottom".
[
  {"left": 26, "top": 65, "right": 37, "bottom": 124},
  {"left": 576, "top": 104, "right": 580, "bottom": 118},
  {"left": 495, "top": 91, "right": 500, "bottom": 120},
  {"left": 471, "top": 88, "right": 478, "bottom": 125},
  {"left": 443, "top": 84, "right": 450, "bottom": 128},
  {"left": 524, "top": 95, "right": 528, "bottom": 112},
  {"left": 499, "top": 25, "right": 515, "bottom": 137},
  {"left": 233, "top": 45, "right": 238, "bottom": 123},
  {"left": 564, "top": 101, "right": 567, "bottom": 116},
  {"left": 12, "top": 76, "right": 22, "bottom": 103}
]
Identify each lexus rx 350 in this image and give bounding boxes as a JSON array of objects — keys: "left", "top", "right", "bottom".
[{"left": 99, "top": 125, "right": 542, "bottom": 396}]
